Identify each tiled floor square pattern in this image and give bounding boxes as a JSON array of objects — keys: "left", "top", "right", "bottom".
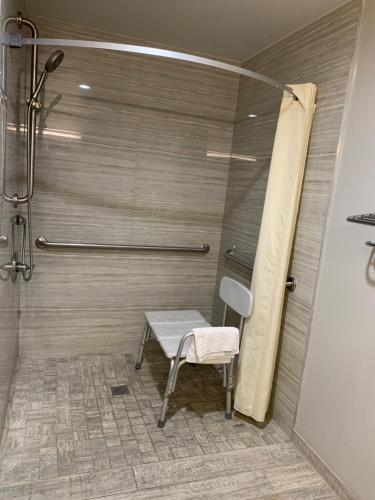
[{"left": 0, "top": 341, "right": 338, "bottom": 499}]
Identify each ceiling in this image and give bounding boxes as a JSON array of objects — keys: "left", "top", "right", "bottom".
[{"left": 26, "top": 0, "right": 348, "bottom": 61}]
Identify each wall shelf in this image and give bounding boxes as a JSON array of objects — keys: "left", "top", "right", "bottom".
[{"left": 346, "top": 213, "right": 375, "bottom": 226}]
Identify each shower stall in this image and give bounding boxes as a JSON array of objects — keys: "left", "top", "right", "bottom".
[
  {"left": 0, "top": 8, "right": 294, "bottom": 442},
  {"left": 0, "top": 2, "right": 361, "bottom": 496}
]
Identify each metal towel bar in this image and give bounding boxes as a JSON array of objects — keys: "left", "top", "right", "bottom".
[
  {"left": 224, "top": 248, "right": 296, "bottom": 291},
  {"left": 35, "top": 236, "right": 210, "bottom": 253}
]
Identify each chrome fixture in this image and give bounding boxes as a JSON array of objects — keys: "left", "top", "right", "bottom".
[
  {"left": 1, "top": 13, "right": 64, "bottom": 281},
  {"left": 20, "top": 38, "right": 299, "bottom": 101},
  {"left": 24, "top": 49, "right": 64, "bottom": 206},
  {"left": 206, "top": 151, "right": 257, "bottom": 162},
  {"left": 36, "top": 237, "right": 210, "bottom": 254},
  {"left": 3, "top": 12, "right": 38, "bottom": 207},
  {"left": 365, "top": 241, "right": 375, "bottom": 248},
  {"left": 347, "top": 213, "right": 375, "bottom": 226},
  {"left": 31, "top": 50, "right": 64, "bottom": 102},
  {"left": 0, "top": 216, "right": 30, "bottom": 281},
  {"left": 224, "top": 247, "right": 296, "bottom": 291}
]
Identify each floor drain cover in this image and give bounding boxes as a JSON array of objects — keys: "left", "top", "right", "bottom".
[{"left": 111, "top": 385, "right": 129, "bottom": 396}]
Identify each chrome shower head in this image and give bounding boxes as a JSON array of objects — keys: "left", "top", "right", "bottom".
[
  {"left": 44, "top": 50, "right": 64, "bottom": 73},
  {"left": 30, "top": 51, "right": 64, "bottom": 102}
]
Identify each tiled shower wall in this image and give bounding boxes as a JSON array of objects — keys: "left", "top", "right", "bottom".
[
  {"left": 0, "top": 0, "right": 28, "bottom": 437},
  {"left": 214, "top": 0, "right": 361, "bottom": 435},
  {"left": 19, "top": 17, "right": 239, "bottom": 356}
]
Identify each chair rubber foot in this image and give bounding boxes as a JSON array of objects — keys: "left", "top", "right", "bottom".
[
  {"left": 135, "top": 363, "right": 142, "bottom": 370},
  {"left": 225, "top": 412, "right": 232, "bottom": 419},
  {"left": 157, "top": 420, "right": 165, "bottom": 428}
]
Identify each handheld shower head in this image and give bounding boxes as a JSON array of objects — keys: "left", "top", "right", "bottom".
[
  {"left": 44, "top": 50, "right": 64, "bottom": 73},
  {"left": 31, "top": 50, "right": 64, "bottom": 102}
]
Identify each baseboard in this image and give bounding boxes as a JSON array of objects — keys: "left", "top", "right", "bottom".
[{"left": 292, "top": 431, "right": 356, "bottom": 500}]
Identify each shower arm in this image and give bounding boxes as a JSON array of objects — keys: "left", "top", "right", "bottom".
[{"left": 2, "top": 13, "right": 39, "bottom": 207}]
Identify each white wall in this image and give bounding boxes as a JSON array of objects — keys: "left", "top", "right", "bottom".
[{"left": 295, "top": 1, "right": 375, "bottom": 499}]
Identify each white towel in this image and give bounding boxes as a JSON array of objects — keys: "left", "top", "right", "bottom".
[{"left": 186, "top": 327, "right": 239, "bottom": 364}]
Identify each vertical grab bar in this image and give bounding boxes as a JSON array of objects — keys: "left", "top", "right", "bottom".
[
  {"left": 1, "top": 13, "right": 39, "bottom": 281},
  {"left": 2, "top": 12, "right": 39, "bottom": 206}
]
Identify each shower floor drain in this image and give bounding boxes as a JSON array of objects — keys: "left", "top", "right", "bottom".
[{"left": 111, "top": 384, "right": 129, "bottom": 396}]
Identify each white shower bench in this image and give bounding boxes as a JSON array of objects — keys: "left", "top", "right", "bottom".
[{"left": 135, "top": 277, "right": 253, "bottom": 427}]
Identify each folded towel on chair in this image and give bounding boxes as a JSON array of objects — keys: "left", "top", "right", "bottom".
[{"left": 186, "top": 326, "right": 239, "bottom": 364}]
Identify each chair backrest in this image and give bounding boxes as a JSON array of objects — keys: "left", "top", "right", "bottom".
[{"left": 219, "top": 276, "right": 253, "bottom": 319}]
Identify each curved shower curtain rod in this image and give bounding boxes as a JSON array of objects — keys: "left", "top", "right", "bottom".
[{"left": 21, "top": 37, "right": 299, "bottom": 101}]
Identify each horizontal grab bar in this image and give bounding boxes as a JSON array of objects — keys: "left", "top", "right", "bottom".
[
  {"left": 35, "top": 237, "right": 210, "bottom": 254},
  {"left": 224, "top": 248, "right": 296, "bottom": 291},
  {"left": 224, "top": 248, "right": 254, "bottom": 271}
]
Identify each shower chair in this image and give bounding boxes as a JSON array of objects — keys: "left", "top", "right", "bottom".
[{"left": 135, "top": 276, "right": 253, "bottom": 427}]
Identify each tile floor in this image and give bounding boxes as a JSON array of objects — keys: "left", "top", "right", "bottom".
[{"left": 0, "top": 340, "right": 338, "bottom": 499}]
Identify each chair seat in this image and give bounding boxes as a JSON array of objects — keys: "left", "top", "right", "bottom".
[
  {"left": 157, "top": 337, "right": 190, "bottom": 358},
  {"left": 145, "top": 309, "right": 206, "bottom": 327},
  {"left": 152, "top": 320, "right": 211, "bottom": 358}
]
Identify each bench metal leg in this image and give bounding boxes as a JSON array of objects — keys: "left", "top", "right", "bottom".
[
  {"left": 135, "top": 322, "right": 150, "bottom": 370},
  {"left": 171, "top": 359, "right": 186, "bottom": 392},
  {"left": 225, "top": 359, "right": 235, "bottom": 419},
  {"left": 158, "top": 359, "right": 175, "bottom": 428},
  {"left": 223, "top": 363, "right": 227, "bottom": 387},
  {"left": 158, "top": 331, "right": 192, "bottom": 428},
  {"left": 158, "top": 357, "right": 187, "bottom": 427}
]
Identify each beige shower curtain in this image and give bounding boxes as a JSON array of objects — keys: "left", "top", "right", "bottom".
[{"left": 234, "top": 83, "right": 317, "bottom": 422}]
